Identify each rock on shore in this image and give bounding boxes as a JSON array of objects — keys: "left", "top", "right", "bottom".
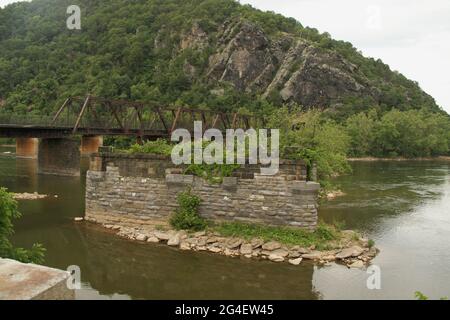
[
  {"left": 13, "top": 192, "right": 48, "bottom": 200},
  {"left": 83, "top": 221, "right": 379, "bottom": 268}
]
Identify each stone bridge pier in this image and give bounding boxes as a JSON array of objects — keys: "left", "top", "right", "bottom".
[
  {"left": 14, "top": 136, "right": 103, "bottom": 176},
  {"left": 37, "top": 138, "right": 81, "bottom": 176},
  {"left": 81, "top": 135, "right": 103, "bottom": 155},
  {"left": 16, "top": 138, "right": 39, "bottom": 159}
]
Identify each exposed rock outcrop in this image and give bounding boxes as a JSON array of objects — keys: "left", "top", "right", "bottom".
[{"left": 202, "top": 20, "right": 374, "bottom": 108}]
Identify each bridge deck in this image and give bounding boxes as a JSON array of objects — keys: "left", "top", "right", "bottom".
[
  {"left": 0, "top": 124, "right": 169, "bottom": 138},
  {"left": 0, "top": 95, "right": 262, "bottom": 139}
]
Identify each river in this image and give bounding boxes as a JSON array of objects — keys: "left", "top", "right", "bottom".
[{"left": 1, "top": 146, "right": 449, "bottom": 300}]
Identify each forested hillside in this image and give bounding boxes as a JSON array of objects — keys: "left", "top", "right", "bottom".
[
  {"left": 0, "top": 0, "right": 449, "bottom": 164},
  {"left": 0, "top": 0, "right": 444, "bottom": 117}
]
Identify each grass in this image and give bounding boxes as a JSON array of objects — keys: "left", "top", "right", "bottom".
[{"left": 211, "top": 221, "right": 343, "bottom": 250}]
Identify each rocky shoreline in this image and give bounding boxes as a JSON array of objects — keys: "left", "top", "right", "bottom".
[
  {"left": 13, "top": 192, "right": 49, "bottom": 200},
  {"left": 81, "top": 217, "right": 379, "bottom": 268}
]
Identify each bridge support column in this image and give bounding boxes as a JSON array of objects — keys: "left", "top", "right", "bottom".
[
  {"left": 81, "top": 136, "right": 103, "bottom": 155},
  {"left": 38, "top": 138, "right": 80, "bottom": 176},
  {"left": 16, "top": 138, "right": 39, "bottom": 159}
]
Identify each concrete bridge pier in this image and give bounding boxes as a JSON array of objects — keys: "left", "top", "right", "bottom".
[
  {"left": 16, "top": 138, "right": 39, "bottom": 159},
  {"left": 80, "top": 135, "right": 103, "bottom": 155},
  {"left": 38, "top": 138, "right": 80, "bottom": 176}
]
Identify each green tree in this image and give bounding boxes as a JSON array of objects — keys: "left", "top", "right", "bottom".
[
  {"left": 267, "top": 107, "right": 350, "bottom": 184},
  {"left": 346, "top": 111, "right": 376, "bottom": 157},
  {"left": 0, "top": 187, "right": 45, "bottom": 264}
]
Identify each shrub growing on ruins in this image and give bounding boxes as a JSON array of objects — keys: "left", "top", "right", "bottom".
[
  {"left": 0, "top": 187, "right": 45, "bottom": 263},
  {"left": 127, "top": 139, "right": 173, "bottom": 155},
  {"left": 170, "top": 189, "right": 206, "bottom": 231}
]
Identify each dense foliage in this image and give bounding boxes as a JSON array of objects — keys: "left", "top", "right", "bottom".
[
  {"left": 0, "top": 187, "right": 45, "bottom": 263},
  {"left": 0, "top": 0, "right": 443, "bottom": 117},
  {"left": 267, "top": 107, "right": 351, "bottom": 184},
  {"left": 346, "top": 109, "right": 450, "bottom": 158},
  {"left": 170, "top": 188, "right": 206, "bottom": 231},
  {"left": 127, "top": 139, "right": 173, "bottom": 155}
]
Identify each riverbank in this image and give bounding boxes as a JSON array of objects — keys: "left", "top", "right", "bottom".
[
  {"left": 81, "top": 217, "right": 379, "bottom": 268},
  {"left": 348, "top": 156, "right": 450, "bottom": 162}
]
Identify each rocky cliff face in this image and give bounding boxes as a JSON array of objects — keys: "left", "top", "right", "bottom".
[{"left": 177, "top": 19, "right": 429, "bottom": 110}]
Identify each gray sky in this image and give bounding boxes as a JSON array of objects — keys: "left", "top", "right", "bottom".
[
  {"left": 240, "top": 0, "right": 450, "bottom": 113},
  {"left": 1, "top": 0, "right": 449, "bottom": 113}
]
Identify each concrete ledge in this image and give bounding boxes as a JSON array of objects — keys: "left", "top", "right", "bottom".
[{"left": 0, "top": 259, "right": 74, "bottom": 300}]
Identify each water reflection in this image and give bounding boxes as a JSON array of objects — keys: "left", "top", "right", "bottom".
[
  {"left": 317, "top": 161, "right": 450, "bottom": 299},
  {"left": 1, "top": 147, "right": 318, "bottom": 300},
  {"left": 2, "top": 147, "right": 450, "bottom": 300}
]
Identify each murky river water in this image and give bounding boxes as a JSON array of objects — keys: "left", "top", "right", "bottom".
[{"left": 1, "top": 146, "right": 449, "bottom": 299}]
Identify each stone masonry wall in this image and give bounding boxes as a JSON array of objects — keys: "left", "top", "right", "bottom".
[{"left": 85, "top": 152, "right": 320, "bottom": 230}]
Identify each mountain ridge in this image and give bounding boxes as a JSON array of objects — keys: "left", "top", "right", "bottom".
[{"left": 0, "top": 0, "right": 445, "bottom": 118}]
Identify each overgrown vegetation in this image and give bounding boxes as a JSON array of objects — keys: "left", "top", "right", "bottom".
[
  {"left": 267, "top": 107, "right": 351, "bottom": 185},
  {"left": 414, "top": 291, "right": 448, "bottom": 300},
  {"left": 185, "top": 162, "right": 240, "bottom": 184},
  {"left": 127, "top": 139, "right": 173, "bottom": 156},
  {"left": 0, "top": 187, "right": 45, "bottom": 263},
  {"left": 170, "top": 188, "right": 206, "bottom": 231},
  {"left": 213, "top": 221, "right": 342, "bottom": 250}
]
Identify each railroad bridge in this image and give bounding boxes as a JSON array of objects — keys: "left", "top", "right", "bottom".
[{"left": 0, "top": 95, "right": 262, "bottom": 176}]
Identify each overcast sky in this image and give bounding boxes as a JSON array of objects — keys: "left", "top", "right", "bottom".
[
  {"left": 239, "top": 0, "right": 450, "bottom": 113},
  {"left": 1, "top": 0, "right": 449, "bottom": 113}
]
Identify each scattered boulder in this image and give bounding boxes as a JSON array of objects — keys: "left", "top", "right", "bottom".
[
  {"left": 13, "top": 192, "right": 47, "bottom": 200},
  {"left": 268, "top": 254, "right": 285, "bottom": 262},
  {"left": 208, "top": 246, "right": 222, "bottom": 253},
  {"left": 206, "top": 237, "right": 218, "bottom": 244},
  {"left": 196, "top": 237, "right": 208, "bottom": 247},
  {"left": 288, "top": 258, "right": 303, "bottom": 265},
  {"left": 302, "top": 251, "right": 322, "bottom": 260},
  {"left": 168, "top": 233, "right": 182, "bottom": 246},
  {"left": 135, "top": 234, "right": 148, "bottom": 242},
  {"left": 251, "top": 239, "right": 264, "bottom": 249},
  {"left": 147, "top": 236, "right": 160, "bottom": 243},
  {"left": 223, "top": 248, "right": 238, "bottom": 257},
  {"left": 240, "top": 244, "right": 253, "bottom": 255},
  {"left": 179, "top": 241, "right": 191, "bottom": 250},
  {"left": 262, "top": 241, "right": 281, "bottom": 251},
  {"left": 185, "top": 238, "right": 198, "bottom": 245},
  {"left": 321, "top": 254, "right": 336, "bottom": 261},
  {"left": 336, "top": 246, "right": 364, "bottom": 259},
  {"left": 270, "top": 248, "right": 289, "bottom": 258},
  {"left": 226, "top": 238, "right": 243, "bottom": 249},
  {"left": 298, "top": 247, "right": 311, "bottom": 254},
  {"left": 193, "top": 231, "right": 206, "bottom": 237},
  {"left": 154, "top": 231, "right": 171, "bottom": 241},
  {"left": 359, "top": 237, "right": 369, "bottom": 247}
]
